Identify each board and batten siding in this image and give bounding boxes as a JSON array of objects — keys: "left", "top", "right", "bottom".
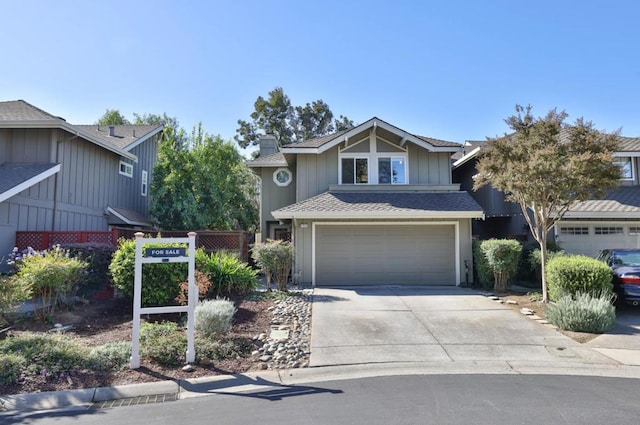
[
  {"left": 259, "top": 167, "right": 296, "bottom": 242},
  {"left": 126, "top": 135, "right": 159, "bottom": 216},
  {"left": 407, "top": 145, "right": 451, "bottom": 185}
]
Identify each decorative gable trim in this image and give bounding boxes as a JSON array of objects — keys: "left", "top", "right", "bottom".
[{"left": 0, "top": 163, "right": 61, "bottom": 203}]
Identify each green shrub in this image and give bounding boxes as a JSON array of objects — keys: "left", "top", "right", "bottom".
[
  {"left": 0, "top": 353, "right": 26, "bottom": 387},
  {"left": 13, "top": 246, "right": 87, "bottom": 320},
  {"left": 195, "top": 338, "right": 251, "bottom": 364},
  {"left": 139, "top": 321, "right": 187, "bottom": 366},
  {"left": 480, "top": 239, "right": 522, "bottom": 292},
  {"left": 528, "top": 248, "right": 565, "bottom": 286},
  {"left": 545, "top": 292, "right": 616, "bottom": 333},
  {"left": 89, "top": 342, "right": 132, "bottom": 371},
  {"left": 199, "top": 251, "right": 258, "bottom": 297},
  {"left": 195, "top": 298, "right": 237, "bottom": 337},
  {"left": 516, "top": 240, "right": 562, "bottom": 285},
  {"left": 472, "top": 240, "right": 493, "bottom": 289},
  {"left": 0, "top": 275, "right": 32, "bottom": 317},
  {"left": 0, "top": 333, "right": 89, "bottom": 388},
  {"left": 175, "top": 270, "right": 213, "bottom": 305},
  {"left": 62, "top": 243, "right": 116, "bottom": 297},
  {"left": 546, "top": 255, "right": 613, "bottom": 301},
  {"left": 252, "top": 240, "right": 294, "bottom": 291},
  {"left": 109, "top": 238, "right": 205, "bottom": 307}
]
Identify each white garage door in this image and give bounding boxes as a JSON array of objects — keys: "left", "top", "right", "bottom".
[
  {"left": 315, "top": 224, "right": 456, "bottom": 286},
  {"left": 556, "top": 223, "right": 640, "bottom": 257}
]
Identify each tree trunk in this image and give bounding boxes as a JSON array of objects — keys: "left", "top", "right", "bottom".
[{"left": 540, "top": 233, "right": 549, "bottom": 303}]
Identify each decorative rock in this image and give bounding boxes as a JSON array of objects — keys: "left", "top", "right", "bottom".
[
  {"left": 506, "top": 300, "right": 518, "bottom": 305},
  {"left": 520, "top": 307, "right": 534, "bottom": 315},
  {"left": 488, "top": 296, "right": 500, "bottom": 300},
  {"left": 260, "top": 355, "right": 272, "bottom": 362},
  {"left": 182, "top": 364, "right": 195, "bottom": 372}
]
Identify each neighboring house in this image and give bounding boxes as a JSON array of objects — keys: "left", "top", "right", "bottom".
[
  {"left": 452, "top": 133, "right": 640, "bottom": 257},
  {"left": 452, "top": 140, "right": 529, "bottom": 240},
  {"left": 0, "top": 100, "right": 163, "bottom": 263},
  {"left": 248, "top": 117, "right": 484, "bottom": 287}
]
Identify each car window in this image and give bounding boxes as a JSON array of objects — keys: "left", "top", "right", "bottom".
[{"left": 613, "top": 251, "right": 640, "bottom": 266}]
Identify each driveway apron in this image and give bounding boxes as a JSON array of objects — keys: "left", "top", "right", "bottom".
[{"left": 310, "top": 286, "right": 617, "bottom": 367}]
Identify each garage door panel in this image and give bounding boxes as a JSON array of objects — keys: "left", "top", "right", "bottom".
[{"left": 316, "top": 224, "right": 455, "bottom": 286}]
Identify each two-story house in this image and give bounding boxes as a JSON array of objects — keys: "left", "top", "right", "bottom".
[
  {"left": 0, "top": 100, "right": 163, "bottom": 261},
  {"left": 249, "top": 118, "right": 484, "bottom": 287},
  {"left": 452, "top": 133, "right": 640, "bottom": 257}
]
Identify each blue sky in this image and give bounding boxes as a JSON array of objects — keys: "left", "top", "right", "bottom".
[{"left": 2, "top": 0, "right": 639, "bottom": 151}]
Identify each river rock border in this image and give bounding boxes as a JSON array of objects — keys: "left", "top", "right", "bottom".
[{"left": 252, "top": 289, "right": 313, "bottom": 370}]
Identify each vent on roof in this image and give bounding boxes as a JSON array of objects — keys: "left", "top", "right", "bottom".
[
  {"left": 133, "top": 129, "right": 136, "bottom": 137},
  {"left": 109, "top": 126, "right": 115, "bottom": 137}
]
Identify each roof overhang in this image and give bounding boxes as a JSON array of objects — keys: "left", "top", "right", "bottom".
[
  {"left": 561, "top": 211, "right": 640, "bottom": 219},
  {"left": 452, "top": 146, "right": 481, "bottom": 169},
  {"left": 272, "top": 210, "right": 484, "bottom": 220},
  {"left": 281, "top": 117, "right": 461, "bottom": 155},
  {"left": 0, "top": 120, "right": 138, "bottom": 162},
  {"left": 0, "top": 163, "right": 61, "bottom": 203},
  {"left": 106, "top": 206, "right": 152, "bottom": 227},
  {"left": 122, "top": 126, "right": 164, "bottom": 152}
]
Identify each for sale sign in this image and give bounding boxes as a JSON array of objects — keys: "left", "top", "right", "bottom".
[{"left": 145, "top": 247, "right": 186, "bottom": 258}]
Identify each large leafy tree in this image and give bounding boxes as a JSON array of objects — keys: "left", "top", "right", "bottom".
[
  {"left": 474, "top": 105, "right": 621, "bottom": 302},
  {"left": 235, "top": 87, "right": 354, "bottom": 149},
  {"left": 150, "top": 124, "right": 258, "bottom": 231},
  {"left": 96, "top": 109, "right": 130, "bottom": 125}
]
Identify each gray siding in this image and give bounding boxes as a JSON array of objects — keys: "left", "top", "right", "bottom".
[
  {"left": 0, "top": 129, "right": 9, "bottom": 162},
  {"left": 295, "top": 149, "right": 339, "bottom": 201},
  {"left": 0, "top": 128, "right": 159, "bottom": 236},
  {"left": 408, "top": 146, "right": 451, "bottom": 185},
  {"left": 259, "top": 167, "right": 296, "bottom": 241}
]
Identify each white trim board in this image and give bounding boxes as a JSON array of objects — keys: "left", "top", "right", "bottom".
[{"left": 0, "top": 164, "right": 61, "bottom": 203}]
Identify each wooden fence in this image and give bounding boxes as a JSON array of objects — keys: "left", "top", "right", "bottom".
[{"left": 14, "top": 229, "right": 253, "bottom": 263}]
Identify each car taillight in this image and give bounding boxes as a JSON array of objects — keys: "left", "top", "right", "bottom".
[{"left": 620, "top": 275, "right": 640, "bottom": 285}]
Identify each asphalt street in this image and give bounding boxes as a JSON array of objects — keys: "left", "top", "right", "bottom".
[{"left": 5, "top": 374, "right": 640, "bottom": 425}]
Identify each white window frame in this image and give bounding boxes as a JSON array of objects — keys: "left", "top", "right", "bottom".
[
  {"left": 338, "top": 135, "right": 408, "bottom": 185},
  {"left": 273, "top": 167, "right": 293, "bottom": 187},
  {"left": 376, "top": 156, "right": 408, "bottom": 184},
  {"left": 119, "top": 161, "right": 133, "bottom": 178},
  {"left": 559, "top": 226, "right": 589, "bottom": 235},
  {"left": 615, "top": 156, "right": 634, "bottom": 180},
  {"left": 141, "top": 170, "right": 148, "bottom": 196},
  {"left": 339, "top": 155, "right": 370, "bottom": 184}
]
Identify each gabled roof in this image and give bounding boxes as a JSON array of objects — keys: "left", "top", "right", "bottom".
[
  {"left": 281, "top": 117, "right": 461, "bottom": 154},
  {"left": 0, "top": 100, "right": 163, "bottom": 161},
  {"left": 563, "top": 186, "right": 640, "bottom": 218},
  {"left": 0, "top": 163, "right": 61, "bottom": 203},
  {"left": 272, "top": 191, "right": 484, "bottom": 220},
  {"left": 74, "top": 125, "right": 163, "bottom": 151}
]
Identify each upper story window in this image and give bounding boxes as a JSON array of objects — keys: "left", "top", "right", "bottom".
[
  {"left": 339, "top": 136, "right": 408, "bottom": 185},
  {"left": 615, "top": 157, "right": 634, "bottom": 180},
  {"left": 273, "top": 167, "right": 293, "bottom": 187},
  {"left": 378, "top": 157, "right": 406, "bottom": 184},
  {"left": 341, "top": 158, "right": 369, "bottom": 184},
  {"left": 119, "top": 161, "right": 133, "bottom": 178},
  {"left": 141, "top": 170, "right": 148, "bottom": 196}
]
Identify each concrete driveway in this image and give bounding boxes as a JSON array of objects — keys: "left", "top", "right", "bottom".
[
  {"left": 310, "top": 286, "right": 621, "bottom": 368},
  {"left": 586, "top": 307, "right": 640, "bottom": 365}
]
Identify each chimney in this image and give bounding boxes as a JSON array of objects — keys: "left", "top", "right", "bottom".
[
  {"left": 258, "top": 135, "right": 279, "bottom": 157},
  {"left": 133, "top": 129, "right": 136, "bottom": 138},
  {"left": 109, "top": 126, "right": 115, "bottom": 137}
]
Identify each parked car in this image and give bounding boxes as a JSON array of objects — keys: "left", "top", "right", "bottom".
[{"left": 597, "top": 249, "right": 640, "bottom": 306}]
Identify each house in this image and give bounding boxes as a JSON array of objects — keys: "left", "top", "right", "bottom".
[
  {"left": 0, "top": 100, "right": 163, "bottom": 264},
  {"left": 248, "top": 117, "right": 484, "bottom": 287},
  {"left": 452, "top": 133, "right": 640, "bottom": 257},
  {"left": 452, "top": 140, "right": 529, "bottom": 240}
]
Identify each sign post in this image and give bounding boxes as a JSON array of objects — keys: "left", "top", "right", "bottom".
[{"left": 130, "top": 232, "right": 197, "bottom": 369}]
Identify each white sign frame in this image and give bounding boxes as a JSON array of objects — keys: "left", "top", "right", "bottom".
[{"left": 130, "top": 232, "right": 197, "bottom": 369}]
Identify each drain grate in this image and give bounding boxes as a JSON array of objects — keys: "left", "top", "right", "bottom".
[{"left": 91, "top": 393, "right": 179, "bottom": 409}]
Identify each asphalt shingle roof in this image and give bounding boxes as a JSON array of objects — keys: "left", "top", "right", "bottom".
[
  {"left": 246, "top": 152, "right": 287, "bottom": 167},
  {"left": 74, "top": 125, "right": 163, "bottom": 150},
  {"left": 568, "top": 186, "right": 640, "bottom": 214},
  {"left": 0, "top": 100, "right": 60, "bottom": 121},
  {"left": 0, "top": 163, "right": 59, "bottom": 196},
  {"left": 273, "top": 191, "right": 483, "bottom": 217}
]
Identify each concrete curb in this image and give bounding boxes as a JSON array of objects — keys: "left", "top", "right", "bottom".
[{"left": 4, "top": 362, "right": 640, "bottom": 413}]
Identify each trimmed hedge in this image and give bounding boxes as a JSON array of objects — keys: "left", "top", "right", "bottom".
[
  {"left": 472, "top": 240, "right": 493, "bottom": 290},
  {"left": 479, "top": 239, "right": 522, "bottom": 292},
  {"left": 62, "top": 243, "right": 116, "bottom": 296},
  {"left": 545, "top": 255, "right": 613, "bottom": 301}
]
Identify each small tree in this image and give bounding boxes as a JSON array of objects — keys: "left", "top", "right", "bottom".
[
  {"left": 474, "top": 105, "right": 621, "bottom": 302},
  {"left": 252, "top": 240, "right": 294, "bottom": 291},
  {"left": 480, "top": 239, "right": 522, "bottom": 293}
]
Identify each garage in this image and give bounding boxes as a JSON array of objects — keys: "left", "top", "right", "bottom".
[
  {"left": 555, "top": 222, "right": 640, "bottom": 257},
  {"left": 314, "top": 224, "right": 456, "bottom": 286}
]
